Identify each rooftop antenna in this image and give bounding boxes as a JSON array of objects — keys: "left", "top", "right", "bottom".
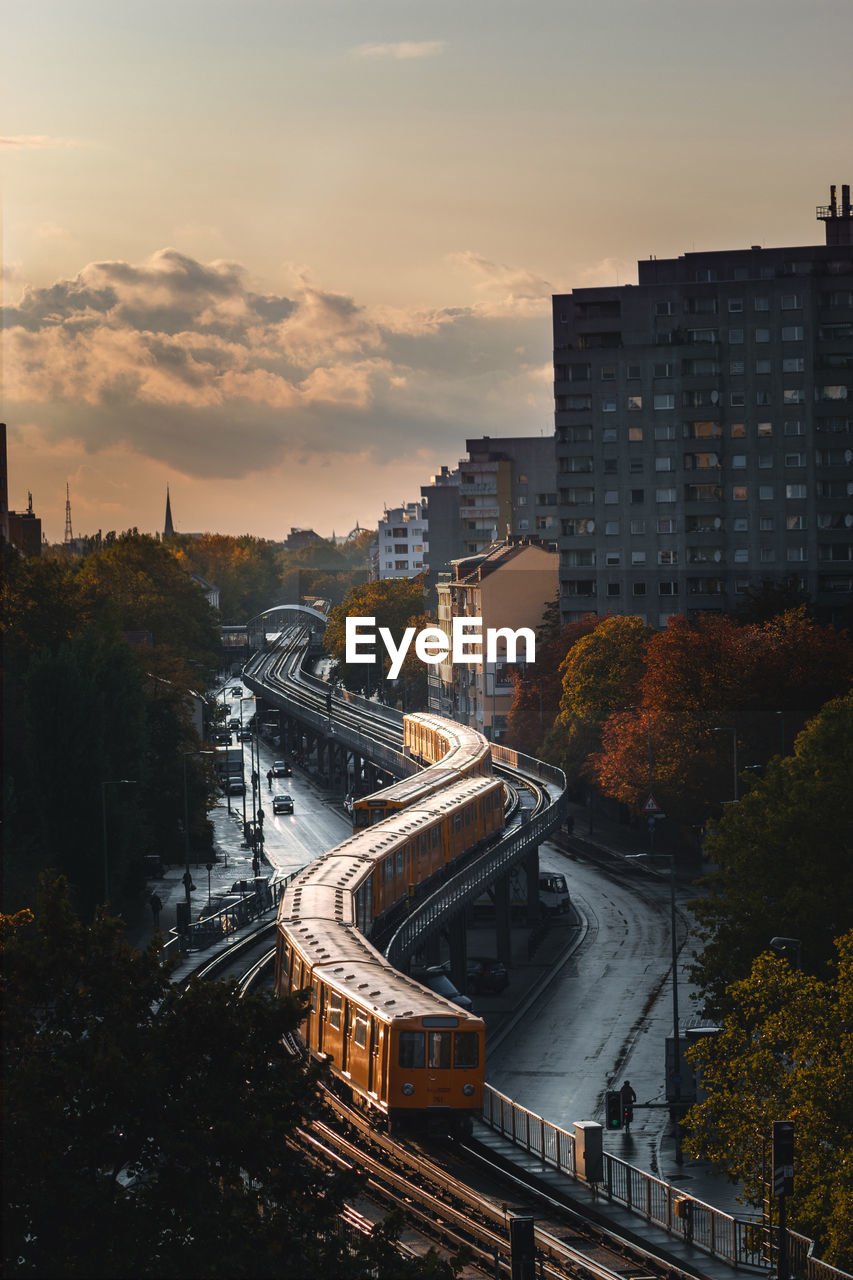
[{"left": 64, "top": 483, "right": 73, "bottom": 544}]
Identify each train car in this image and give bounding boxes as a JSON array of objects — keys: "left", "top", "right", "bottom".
[
  {"left": 352, "top": 713, "right": 492, "bottom": 829},
  {"left": 278, "top": 917, "right": 485, "bottom": 1135}
]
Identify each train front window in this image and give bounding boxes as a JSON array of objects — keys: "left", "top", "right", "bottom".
[
  {"left": 454, "top": 1032, "right": 479, "bottom": 1069},
  {"left": 399, "top": 1031, "right": 425, "bottom": 1068},
  {"left": 428, "top": 1031, "right": 452, "bottom": 1069}
]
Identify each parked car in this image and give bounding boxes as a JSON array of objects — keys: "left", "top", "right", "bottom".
[
  {"left": 416, "top": 966, "right": 473, "bottom": 1011},
  {"left": 441, "top": 956, "right": 509, "bottom": 995},
  {"left": 273, "top": 794, "right": 294, "bottom": 815},
  {"left": 214, "top": 731, "right": 231, "bottom": 745},
  {"left": 226, "top": 777, "right": 245, "bottom": 796},
  {"left": 272, "top": 760, "right": 292, "bottom": 777}
]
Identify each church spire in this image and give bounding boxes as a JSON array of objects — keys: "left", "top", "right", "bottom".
[{"left": 164, "top": 486, "right": 175, "bottom": 538}]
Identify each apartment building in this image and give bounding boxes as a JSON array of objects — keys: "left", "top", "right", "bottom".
[
  {"left": 374, "top": 502, "right": 428, "bottom": 579},
  {"left": 431, "top": 536, "right": 559, "bottom": 738},
  {"left": 554, "top": 185, "right": 853, "bottom": 626}
]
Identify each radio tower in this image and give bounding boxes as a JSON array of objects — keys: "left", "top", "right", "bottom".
[{"left": 64, "top": 483, "right": 74, "bottom": 544}]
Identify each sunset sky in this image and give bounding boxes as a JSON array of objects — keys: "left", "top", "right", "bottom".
[{"left": 3, "top": 0, "right": 851, "bottom": 544}]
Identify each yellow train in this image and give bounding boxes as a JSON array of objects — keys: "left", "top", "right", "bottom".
[{"left": 276, "top": 716, "right": 502, "bottom": 1134}]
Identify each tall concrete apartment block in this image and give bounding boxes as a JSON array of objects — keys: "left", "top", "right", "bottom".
[{"left": 554, "top": 186, "right": 853, "bottom": 627}]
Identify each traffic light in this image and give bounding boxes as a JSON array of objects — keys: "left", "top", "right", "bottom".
[{"left": 605, "top": 1090, "right": 623, "bottom": 1130}]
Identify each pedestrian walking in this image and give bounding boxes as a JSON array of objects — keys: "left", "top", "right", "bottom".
[
  {"left": 149, "top": 892, "right": 162, "bottom": 927},
  {"left": 266, "top": 769, "right": 273, "bottom": 790}
]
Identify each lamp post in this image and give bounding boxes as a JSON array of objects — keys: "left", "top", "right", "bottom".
[
  {"left": 668, "top": 850, "right": 683, "bottom": 1163},
  {"left": 183, "top": 751, "right": 213, "bottom": 907},
  {"left": 101, "top": 779, "right": 136, "bottom": 903},
  {"left": 712, "top": 726, "right": 739, "bottom": 802}
]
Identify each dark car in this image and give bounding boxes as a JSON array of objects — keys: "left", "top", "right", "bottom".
[
  {"left": 272, "top": 794, "right": 294, "bottom": 815},
  {"left": 456, "top": 957, "right": 509, "bottom": 995},
  {"left": 214, "top": 730, "right": 231, "bottom": 745},
  {"left": 226, "top": 777, "right": 245, "bottom": 796},
  {"left": 238, "top": 728, "right": 252, "bottom": 742},
  {"left": 228, "top": 718, "right": 240, "bottom": 730},
  {"left": 231, "top": 687, "right": 243, "bottom": 697},
  {"left": 272, "top": 760, "right": 292, "bottom": 777},
  {"left": 416, "top": 966, "right": 473, "bottom": 1011}
]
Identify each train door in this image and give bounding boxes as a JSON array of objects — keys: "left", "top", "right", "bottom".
[
  {"left": 314, "top": 981, "right": 324, "bottom": 1054},
  {"left": 340, "top": 1000, "right": 349, "bottom": 1075},
  {"left": 368, "top": 1019, "right": 383, "bottom": 1098}
]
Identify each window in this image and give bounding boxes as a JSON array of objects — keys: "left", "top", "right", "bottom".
[
  {"left": 560, "top": 394, "right": 593, "bottom": 411},
  {"left": 428, "top": 1031, "right": 452, "bottom": 1069},
  {"left": 759, "top": 516, "right": 774, "bottom": 531},
  {"left": 399, "top": 1031, "right": 425, "bottom": 1068},
  {"left": 630, "top": 518, "right": 646, "bottom": 534},
  {"left": 632, "top": 582, "right": 647, "bottom": 596},
  {"left": 628, "top": 395, "right": 643, "bottom": 410},
  {"left": 562, "top": 517, "right": 596, "bottom": 536},
  {"left": 601, "top": 364, "right": 616, "bottom": 381},
  {"left": 728, "top": 298, "right": 744, "bottom": 313},
  {"left": 537, "top": 492, "right": 558, "bottom": 505},
  {"left": 631, "top": 550, "right": 646, "bottom": 565},
  {"left": 630, "top": 489, "right": 645, "bottom": 504},
  {"left": 755, "top": 328, "right": 771, "bottom": 343},
  {"left": 759, "top": 485, "right": 774, "bottom": 500},
  {"left": 787, "top": 547, "right": 808, "bottom": 562},
  {"left": 786, "top": 484, "right": 807, "bottom": 499},
  {"left": 787, "top": 514, "right": 807, "bottom": 530},
  {"left": 730, "top": 391, "right": 745, "bottom": 407},
  {"left": 517, "top": 495, "right": 528, "bottom": 505},
  {"left": 732, "top": 455, "right": 747, "bottom": 468},
  {"left": 629, "top": 458, "right": 644, "bottom": 473},
  {"left": 734, "top": 517, "right": 749, "bottom": 531},
  {"left": 560, "top": 455, "right": 594, "bottom": 472},
  {"left": 656, "top": 487, "right": 677, "bottom": 502},
  {"left": 658, "top": 549, "right": 678, "bottom": 565},
  {"left": 758, "top": 422, "right": 773, "bottom": 437},
  {"left": 654, "top": 361, "right": 674, "bottom": 377},
  {"left": 657, "top": 517, "right": 677, "bottom": 533},
  {"left": 785, "top": 453, "right": 805, "bottom": 467},
  {"left": 655, "top": 300, "right": 673, "bottom": 316},
  {"left": 733, "top": 485, "right": 748, "bottom": 501},
  {"left": 685, "top": 451, "right": 719, "bottom": 469},
  {"left": 627, "top": 363, "right": 642, "bottom": 380},
  {"left": 605, "top": 551, "right": 621, "bottom": 566},
  {"left": 603, "top": 490, "right": 619, "bottom": 505},
  {"left": 562, "top": 549, "right": 596, "bottom": 567},
  {"left": 655, "top": 424, "right": 676, "bottom": 440},
  {"left": 781, "top": 326, "right": 804, "bottom": 341},
  {"left": 784, "top": 419, "right": 804, "bottom": 435},
  {"left": 655, "top": 456, "right": 673, "bottom": 471},
  {"left": 654, "top": 394, "right": 675, "bottom": 410},
  {"left": 605, "top": 520, "right": 620, "bottom": 534},
  {"left": 730, "top": 359, "right": 745, "bottom": 374},
  {"left": 729, "top": 328, "right": 744, "bottom": 343},
  {"left": 784, "top": 389, "right": 805, "bottom": 404},
  {"left": 563, "top": 363, "right": 591, "bottom": 382},
  {"left": 602, "top": 397, "right": 617, "bottom": 412},
  {"left": 603, "top": 458, "right": 618, "bottom": 474},
  {"left": 731, "top": 422, "right": 746, "bottom": 438},
  {"left": 783, "top": 358, "right": 805, "bottom": 373},
  {"left": 758, "top": 454, "right": 774, "bottom": 468},
  {"left": 684, "top": 421, "right": 721, "bottom": 439},
  {"left": 628, "top": 426, "right": 644, "bottom": 442},
  {"left": 328, "top": 992, "right": 343, "bottom": 1030},
  {"left": 606, "top": 582, "right": 621, "bottom": 596},
  {"left": 754, "top": 297, "right": 770, "bottom": 312},
  {"left": 683, "top": 388, "right": 719, "bottom": 407},
  {"left": 817, "top": 386, "right": 849, "bottom": 401},
  {"left": 781, "top": 294, "right": 802, "bottom": 310},
  {"left": 755, "top": 359, "right": 772, "bottom": 374},
  {"left": 558, "top": 425, "right": 593, "bottom": 443},
  {"left": 760, "top": 547, "right": 776, "bottom": 562},
  {"left": 658, "top": 581, "right": 679, "bottom": 595},
  {"left": 353, "top": 1010, "right": 370, "bottom": 1049},
  {"left": 602, "top": 427, "right": 618, "bottom": 442},
  {"left": 688, "top": 328, "right": 719, "bottom": 343}
]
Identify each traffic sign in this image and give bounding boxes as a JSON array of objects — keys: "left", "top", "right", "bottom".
[{"left": 642, "top": 794, "right": 661, "bottom": 814}]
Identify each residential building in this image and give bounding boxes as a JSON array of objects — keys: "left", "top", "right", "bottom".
[
  {"left": 375, "top": 502, "right": 428, "bottom": 579},
  {"left": 554, "top": 184, "right": 853, "bottom": 626},
  {"left": 431, "top": 536, "right": 559, "bottom": 738}
]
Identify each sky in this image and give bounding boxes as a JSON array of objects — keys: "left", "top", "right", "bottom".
[{"left": 2, "top": 0, "right": 851, "bottom": 544}]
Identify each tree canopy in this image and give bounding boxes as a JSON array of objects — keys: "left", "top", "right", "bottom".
[
  {"left": 689, "top": 691, "right": 853, "bottom": 1011},
  {"left": 325, "top": 577, "right": 430, "bottom": 708},
  {"left": 684, "top": 933, "right": 853, "bottom": 1270},
  {"left": 1, "top": 877, "right": 460, "bottom": 1279}
]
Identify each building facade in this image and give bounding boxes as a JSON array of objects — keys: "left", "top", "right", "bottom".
[
  {"left": 554, "top": 186, "right": 853, "bottom": 626},
  {"left": 374, "top": 502, "right": 428, "bottom": 579},
  {"left": 431, "top": 537, "right": 559, "bottom": 738}
]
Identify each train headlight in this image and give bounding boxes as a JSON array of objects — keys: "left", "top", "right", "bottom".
[
  {"left": 401, "top": 1082, "right": 415, "bottom": 1096},
  {"left": 462, "top": 1083, "right": 475, "bottom": 1096}
]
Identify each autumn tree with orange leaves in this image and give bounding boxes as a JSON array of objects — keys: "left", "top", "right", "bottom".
[
  {"left": 589, "top": 609, "right": 853, "bottom": 827},
  {"left": 504, "top": 604, "right": 598, "bottom": 756}
]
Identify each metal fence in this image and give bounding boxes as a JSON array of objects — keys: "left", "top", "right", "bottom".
[{"left": 161, "top": 882, "right": 277, "bottom": 958}]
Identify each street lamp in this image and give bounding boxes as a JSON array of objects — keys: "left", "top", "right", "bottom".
[
  {"left": 183, "top": 751, "right": 213, "bottom": 907},
  {"left": 101, "top": 779, "right": 137, "bottom": 902},
  {"left": 712, "top": 726, "right": 739, "bottom": 802}
]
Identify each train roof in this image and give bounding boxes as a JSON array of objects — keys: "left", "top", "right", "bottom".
[
  {"left": 282, "top": 917, "right": 484, "bottom": 1026},
  {"left": 352, "top": 766, "right": 460, "bottom": 810}
]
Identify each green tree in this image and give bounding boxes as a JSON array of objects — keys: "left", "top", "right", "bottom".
[
  {"left": 683, "top": 935, "right": 853, "bottom": 1269},
  {"left": 544, "top": 615, "right": 652, "bottom": 784},
  {"left": 690, "top": 691, "right": 853, "bottom": 1011},
  {"left": 505, "top": 607, "right": 598, "bottom": 756},
  {"left": 2, "top": 877, "right": 461, "bottom": 1279},
  {"left": 171, "top": 532, "right": 285, "bottom": 623}
]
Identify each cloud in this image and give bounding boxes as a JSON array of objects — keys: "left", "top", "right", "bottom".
[
  {"left": 3, "top": 247, "right": 554, "bottom": 481},
  {"left": 350, "top": 41, "right": 446, "bottom": 59},
  {"left": 0, "top": 135, "right": 78, "bottom": 149}
]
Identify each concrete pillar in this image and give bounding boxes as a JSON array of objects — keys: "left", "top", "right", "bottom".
[
  {"left": 523, "top": 846, "right": 540, "bottom": 926},
  {"left": 494, "top": 872, "right": 512, "bottom": 964},
  {"left": 447, "top": 912, "right": 468, "bottom": 992}
]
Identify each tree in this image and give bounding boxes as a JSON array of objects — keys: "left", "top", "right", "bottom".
[
  {"left": 544, "top": 615, "right": 652, "bottom": 785},
  {"left": 683, "top": 934, "right": 853, "bottom": 1269},
  {"left": 171, "top": 532, "right": 285, "bottom": 624},
  {"left": 325, "top": 577, "right": 430, "bottom": 706},
  {"left": 2, "top": 877, "right": 461, "bottom": 1278},
  {"left": 689, "top": 692, "right": 853, "bottom": 1011},
  {"left": 505, "top": 607, "right": 598, "bottom": 757}
]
